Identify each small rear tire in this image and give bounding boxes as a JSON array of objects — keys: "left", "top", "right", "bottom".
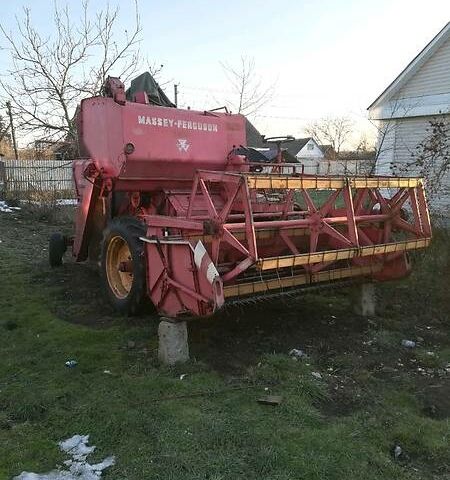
[{"left": 49, "top": 233, "right": 67, "bottom": 267}]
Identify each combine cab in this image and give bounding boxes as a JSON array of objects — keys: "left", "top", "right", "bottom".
[{"left": 50, "top": 76, "right": 432, "bottom": 318}]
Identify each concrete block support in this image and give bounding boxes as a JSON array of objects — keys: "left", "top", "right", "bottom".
[
  {"left": 354, "top": 283, "right": 376, "bottom": 316},
  {"left": 158, "top": 319, "right": 190, "bottom": 365}
]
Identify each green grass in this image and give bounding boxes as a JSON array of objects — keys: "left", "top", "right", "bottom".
[
  {"left": 294, "top": 189, "right": 348, "bottom": 211},
  {"left": 0, "top": 211, "right": 449, "bottom": 479}
]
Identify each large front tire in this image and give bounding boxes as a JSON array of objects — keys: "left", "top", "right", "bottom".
[{"left": 101, "top": 217, "right": 148, "bottom": 315}]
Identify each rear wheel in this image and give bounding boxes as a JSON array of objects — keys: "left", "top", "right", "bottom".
[
  {"left": 49, "top": 233, "right": 67, "bottom": 267},
  {"left": 101, "top": 217, "right": 149, "bottom": 315}
]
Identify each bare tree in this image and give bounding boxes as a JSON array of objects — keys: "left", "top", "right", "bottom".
[
  {"left": 362, "top": 117, "right": 394, "bottom": 176},
  {"left": 0, "top": 112, "right": 15, "bottom": 157},
  {"left": 146, "top": 62, "right": 173, "bottom": 88},
  {"left": 0, "top": 1, "right": 141, "bottom": 146},
  {"left": 221, "top": 56, "right": 274, "bottom": 117},
  {"left": 368, "top": 99, "right": 421, "bottom": 174},
  {"left": 305, "top": 116, "right": 354, "bottom": 156},
  {"left": 355, "top": 133, "right": 372, "bottom": 153}
]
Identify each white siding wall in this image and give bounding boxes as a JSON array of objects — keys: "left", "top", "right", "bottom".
[
  {"left": 390, "top": 117, "right": 428, "bottom": 173},
  {"left": 375, "top": 120, "right": 397, "bottom": 175},
  {"left": 396, "top": 37, "right": 450, "bottom": 99},
  {"left": 376, "top": 115, "right": 450, "bottom": 216},
  {"left": 370, "top": 26, "right": 450, "bottom": 217}
]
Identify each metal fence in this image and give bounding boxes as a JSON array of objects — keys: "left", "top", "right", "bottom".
[
  {"left": 0, "top": 158, "right": 75, "bottom": 198},
  {"left": 265, "top": 158, "right": 375, "bottom": 176}
]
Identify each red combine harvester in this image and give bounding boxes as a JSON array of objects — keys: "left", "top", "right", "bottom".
[{"left": 50, "top": 76, "right": 432, "bottom": 318}]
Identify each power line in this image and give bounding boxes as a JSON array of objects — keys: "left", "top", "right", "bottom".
[{"left": 256, "top": 114, "right": 310, "bottom": 121}]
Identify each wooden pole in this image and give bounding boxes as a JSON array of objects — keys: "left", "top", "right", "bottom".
[
  {"left": 174, "top": 84, "right": 178, "bottom": 107},
  {"left": 6, "top": 102, "right": 18, "bottom": 160}
]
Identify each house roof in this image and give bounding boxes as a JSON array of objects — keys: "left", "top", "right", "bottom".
[
  {"left": 245, "top": 147, "right": 299, "bottom": 163},
  {"left": 255, "top": 138, "right": 316, "bottom": 161},
  {"left": 319, "top": 144, "right": 332, "bottom": 152},
  {"left": 284, "top": 138, "right": 311, "bottom": 157},
  {"left": 245, "top": 119, "right": 265, "bottom": 148},
  {"left": 368, "top": 22, "right": 450, "bottom": 111}
]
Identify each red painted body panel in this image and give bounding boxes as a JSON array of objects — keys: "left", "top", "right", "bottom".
[{"left": 78, "top": 97, "right": 246, "bottom": 180}]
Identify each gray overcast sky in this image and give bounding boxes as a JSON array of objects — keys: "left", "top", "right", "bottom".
[{"left": 1, "top": 0, "right": 449, "bottom": 146}]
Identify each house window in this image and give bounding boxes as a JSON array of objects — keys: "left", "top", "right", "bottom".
[{"left": 307, "top": 144, "right": 314, "bottom": 151}]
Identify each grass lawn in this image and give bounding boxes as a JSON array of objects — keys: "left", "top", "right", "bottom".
[{"left": 0, "top": 207, "right": 449, "bottom": 479}]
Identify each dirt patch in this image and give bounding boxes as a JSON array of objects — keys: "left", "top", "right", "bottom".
[
  {"left": 315, "top": 375, "right": 369, "bottom": 416},
  {"left": 189, "top": 292, "right": 369, "bottom": 374},
  {"left": 418, "top": 381, "right": 450, "bottom": 419},
  {"left": 0, "top": 209, "right": 119, "bottom": 328}
]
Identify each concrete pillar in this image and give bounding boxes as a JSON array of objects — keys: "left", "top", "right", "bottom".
[
  {"left": 158, "top": 319, "right": 189, "bottom": 365},
  {"left": 354, "top": 283, "right": 376, "bottom": 316}
]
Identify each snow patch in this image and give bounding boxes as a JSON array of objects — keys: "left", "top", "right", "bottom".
[
  {"left": 55, "top": 199, "right": 77, "bottom": 206},
  {"left": 14, "top": 435, "right": 115, "bottom": 480},
  {"left": 16, "top": 198, "right": 77, "bottom": 206},
  {"left": 0, "top": 200, "right": 21, "bottom": 213}
]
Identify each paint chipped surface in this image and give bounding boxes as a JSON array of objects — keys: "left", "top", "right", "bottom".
[{"left": 13, "top": 435, "right": 115, "bottom": 480}]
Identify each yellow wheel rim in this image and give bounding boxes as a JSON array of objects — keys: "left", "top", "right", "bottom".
[{"left": 106, "top": 235, "right": 133, "bottom": 300}]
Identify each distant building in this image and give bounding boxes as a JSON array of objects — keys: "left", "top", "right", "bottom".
[
  {"left": 246, "top": 120, "right": 324, "bottom": 173},
  {"left": 285, "top": 138, "right": 324, "bottom": 172},
  {"left": 32, "top": 139, "right": 75, "bottom": 160},
  {"left": 246, "top": 120, "right": 374, "bottom": 175},
  {"left": 368, "top": 22, "right": 450, "bottom": 215}
]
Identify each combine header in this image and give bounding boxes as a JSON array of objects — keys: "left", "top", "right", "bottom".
[{"left": 50, "top": 75, "right": 432, "bottom": 318}]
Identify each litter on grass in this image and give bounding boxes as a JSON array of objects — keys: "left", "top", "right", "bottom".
[
  {"left": 257, "top": 395, "right": 283, "bottom": 406},
  {"left": 65, "top": 360, "right": 78, "bottom": 368},
  {"left": 401, "top": 339, "right": 416, "bottom": 348},
  {"left": 289, "top": 348, "right": 306, "bottom": 359},
  {"left": 14, "top": 434, "right": 115, "bottom": 480}
]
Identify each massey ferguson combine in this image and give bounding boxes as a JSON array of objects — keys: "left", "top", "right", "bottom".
[{"left": 50, "top": 74, "right": 432, "bottom": 318}]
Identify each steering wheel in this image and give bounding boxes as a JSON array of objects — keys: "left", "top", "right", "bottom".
[{"left": 263, "top": 135, "right": 295, "bottom": 144}]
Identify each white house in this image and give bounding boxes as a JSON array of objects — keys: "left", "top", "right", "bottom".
[
  {"left": 285, "top": 138, "right": 324, "bottom": 173},
  {"left": 245, "top": 120, "right": 326, "bottom": 174},
  {"left": 368, "top": 22, "right": 450, "bottom": 216}
]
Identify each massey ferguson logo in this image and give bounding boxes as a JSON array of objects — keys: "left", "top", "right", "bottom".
[{"left": 177, "top": 138, "right": 190, "bottom": 152}]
